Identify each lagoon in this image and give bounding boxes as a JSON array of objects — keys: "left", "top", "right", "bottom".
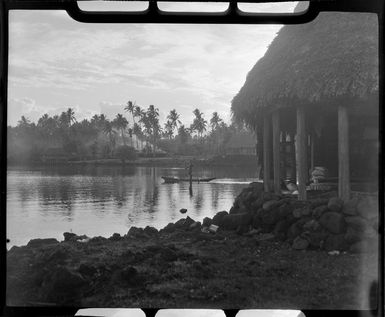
[{"left": 7, "top": 165, "right": 258, "bottom": 247}]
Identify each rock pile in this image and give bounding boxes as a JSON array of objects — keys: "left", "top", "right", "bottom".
[{"left": 202, "top": 182, "right": 378, "bottom": 253}]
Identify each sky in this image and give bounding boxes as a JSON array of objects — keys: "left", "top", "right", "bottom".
[{"left": 7, "top": 2, "right": 302, "bottom": 127}]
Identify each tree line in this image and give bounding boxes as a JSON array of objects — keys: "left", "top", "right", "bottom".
[{"left": 8, "top": 101, "right": 244, "bottom": 164}]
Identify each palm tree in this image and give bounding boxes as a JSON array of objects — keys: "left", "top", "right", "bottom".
[
  {"left": 66, "top": 107, "right": 77, "bottom": 127},
  {"left": 112, "top": 114, "right": 128, "bottom": 146},
  {"left": 124, "top": 101, "right": 136, "bottom": 126},
  {"left": 167, "top": 109, "right": 181, "bottom": 137},
  {"left": 164, "top": 120, "right": 174, "bottom": 139},
  {"left": 146, "top": 105, "right": 161, "bottom": 155},
  {"left": 210, "top": 112, "right": 223, "bottom": 132},
  {"left": 103, "top": 120, "right": 117, "bottom": 156},
  {"left": 191, "top": 108, "right": 207, "bottom": 139}
]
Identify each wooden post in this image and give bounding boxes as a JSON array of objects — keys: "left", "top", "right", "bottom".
[
  {"left": 338, "top": 105, "right": 350, "bottom": 201},
  {"left": 263, "top": 113, "right": 271, "bottom": 192},
  {"left": 296, "top": 107, "right": 307, "bottom": 200},
  {"left": 272, "top": 110, "right": 281, "bottom": 194},
  {"left": 290, "top": 132, "right": 296, "bottom": 183},
  {"left": 310, "top": 133, "right": 315, "bottom": 172}
]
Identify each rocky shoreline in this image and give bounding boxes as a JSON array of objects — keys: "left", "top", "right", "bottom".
[{"left": 7, "top": 183, "right": 379, "bottom": 308}]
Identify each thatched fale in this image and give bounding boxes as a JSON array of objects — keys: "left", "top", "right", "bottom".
[{"left": 231, "top": 8, "right": 378, "bottom": 127}]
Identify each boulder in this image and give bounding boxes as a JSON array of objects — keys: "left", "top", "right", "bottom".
[
  {"left": 324, "top": 234, "right": 348, "bottom": 251},
  {"left": 356, "top": 197, "right": 378, "bottom": 220},
  {"left": 287, "top": 222, "right": 302, "bottom": 242},
  {"left": 63, "top": 232, "right": 78, "bottom": 242},
  {"left": 250, "top": 198, "right": 264, "bottom": 210},
  {"left": 312, "top": 205, "right": 329, "bottom": 218},
  {"left": 303, "top": 219, "right": 320, "bottom": 232},
  {"left": 344, "top": 216, "right": 368, "bottom": 231},
  {"left": 319, "top": 212, "right": 346, "bottom": 234},
  {"left": 292, "top": 208, "right": 302, "bottom": 218},
  {"left": 27, "top": 238, "right": 59, "bottom": 248},
  {"left": 202, "top": 217, "right": 212, "bottom": 227},
  {"left": 109, "top": 233, "right": 122, "bottom": 241},
  {"left": 143, "top": 226, "right": 158, "bottom": 236},
  {"left": 128, "top": 226, "right": 145, "bottom": 236},
  {"left": 292, "top": 236, "right": 309, "bottom": 250},
  {"left": 251, "top": 213, "right": 262, "bottom": 229},
  {"left": 278, "top": 203, "right": 294, "bottom": 218},
  {"left": 189, "top": 221, "right": 201, "bottom": 231},
  {"left": 220, "top": 213, "right": 252, "bottom": 230},
  {"left": 260, "top": 208, "right": 281, "bottom": 225},
  {"left": 301, "top": 206, "right": 312, "bottom": 216},
  {"left": 236, "top": 225, "right": 250, "bottom": 235},
  {"left": 262, "top": 200, "right": 280, "bottom": 211},
  {"left": 212, "top": 211, "right": 229, "bottom": 226},
  {"left": 328, "top": 197, "right": 344, "bottom": 213},
  {"left": 273, "top": 219, "right": 292, "bottom": 241},
  {"left": 310, "top": 198, "right": 330, "bottom": 208},
  {"left": 308, "top": 231, "right": 328, "bottom": 249},
  {"left": 344, "top": 227, "right": 362, "bottom": 244},
  {"left": 342, "top": 197, "right": 359, "bottom": 216}
]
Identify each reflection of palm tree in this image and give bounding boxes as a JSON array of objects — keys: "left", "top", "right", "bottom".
[{"left": 113, "top": 114, "right": 128, "bottom": 146}]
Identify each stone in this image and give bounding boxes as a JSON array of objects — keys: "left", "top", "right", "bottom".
[
  {"left": 229, "top": 206, "right": 238, "bottom": 215},
  {"left": 310, "top": 198, "right": 330, "bottom": 208},
  {"left": 78, "top": 263, "right": 98, "bottom": 277},
  {"left": 143, "top": 226, "right": 158, "bottom": 236},
  {"left": 212, "top": 211, "right": 229, "bottom": 226},
  {"left": 63, "top": 232, "right": 78, "bottom": 242},
  {"left": 292, "top": 236, "right": 309, "bottom": 250},
  {"left": 278, "top": 203, "right": 294, "bottom": 218},
  {"left": 109, "top": 233, "right": 122, "bottom": 241},
  {"left": 262, "top": 200, "right": 280, "bottom": 211},
  {"left": 202, "top": 217, "right": 212, "bottom": 227},
  {"left": 303, "top": 219, "right": 320, "bottom": 231},
  {"left": 260, "top": 207, "right": 281, "bottom": 225},
  {"left": 292, "top": 208, "right": 302, "bottom": 218},
  {"left": 255, "top": 233, "right": 275, "bottom": 241},
  {"left": 236, "top": 225, "right": 250, "bottom": 235},
  {"left": 324, "top": 234, "right": 348, "bottom": 251},
  {"left": 221, "top": 213, "right": 252, "bottom": 230},
  {"left": 344, "top": 227, "right": 362, "bottom": 244},
  {"left": 128, "top": 226, "right": 144, "bottom": 236},
  {"left": 189, "top": 221, "right": 201, "bottom": 230},
  {"left": 273, "top": 219, "right": 292, "bottom": 237},
  {"left": 344, "top": 216, "right": 375, "bottom": 238},
  {"left": 312, "top": 205, "right": 329, "bottom": 218},
  {"left": 301, "top": 206, "right": 312, "bottom": 216},
  {"left": 319, "top": 212, "right": 346, "bottom": 234},
  {"left": 287, "top": 222, "right": 302, "bottom": 242},
  {"left": 342, "top": 197, "right": 359, "bottom": 215},
  {"left": 27, "top": 238, "right": 59, "bottom": 248},
  {"left": 251, "top": 214, "right": 262, "bottom": 229},
  {"left": 356, "top": 197, "right": 378, "bottom": 220},
  {"left": 328, "top": 197, "right": 344, "bottom": 212},
  {"left": 308, "top": 231, "right": 328, "bottom": 249}
]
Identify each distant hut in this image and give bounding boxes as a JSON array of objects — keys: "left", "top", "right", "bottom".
[{"left": 231, "top": 8, "right": 378, "bottom": 200}]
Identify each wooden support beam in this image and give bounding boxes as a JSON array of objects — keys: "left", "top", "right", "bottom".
[
  {"left": 338, "top": 105, "right": 350, "bottom": 201},
  {"left": 263, "top": 113, "right": 271, "bottom": 192},
  {"left": 296, "top": 107, "right": 307, "bottom": 200},
  {"left": 289, "top": 132, "right": 296, "bottom": 183},
  {"left": 272, "top": 111, "right": 281, "bottom": 194}
]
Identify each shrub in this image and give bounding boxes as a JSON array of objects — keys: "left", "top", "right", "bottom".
[{"left": 115, "top": 145, "right": 137, "bottom": 163}]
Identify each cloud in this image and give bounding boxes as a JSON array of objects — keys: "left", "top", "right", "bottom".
[{"left": 8, "top": 10, "right": 284, "bottom": 126}]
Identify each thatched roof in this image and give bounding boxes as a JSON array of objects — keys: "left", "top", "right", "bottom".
[{"left": 231, "top": 7, "right": 378, "bottom": 126}]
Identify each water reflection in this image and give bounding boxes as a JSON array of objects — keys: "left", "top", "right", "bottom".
[{"left": 7, "top": 165, "right": 258, "bottom": 246}]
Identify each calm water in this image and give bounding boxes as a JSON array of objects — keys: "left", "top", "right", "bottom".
[{"left": 7, "top": 165, "right": 259, "bottom": 247}]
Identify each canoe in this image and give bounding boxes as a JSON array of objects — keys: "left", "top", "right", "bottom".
[{"left": 161, "top": 176, "right": 216, "bottom": 183}]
